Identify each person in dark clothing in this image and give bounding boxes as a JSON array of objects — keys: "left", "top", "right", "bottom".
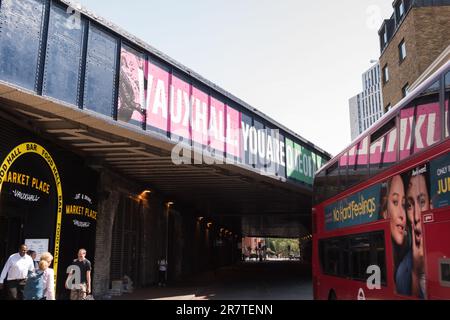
[
  {"left": 27, "top": 250, "right": 39, "bottom": 270},
  {"left": 158, "top": 258, "right": 167, "bottom": 287},
  {"left": 66, "top": 249, "right": 92, "bottom": 300}
]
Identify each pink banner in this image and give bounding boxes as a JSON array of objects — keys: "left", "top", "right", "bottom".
[
  {"left": 208, "top": 97, "right": 226, "bottom": 152},
  {"left": 118, "top": 47, "right": 146, "bottom": 125},
  {"left": 170, "top": 75, "right": 191, "bottom": 140},
  {"left": 191, "top": 86, "right": 209, "bottom": 146},
  {"left": 137, "top": 63, "right": 243, "bottom": 156},
  {"left": 225, "top": 105, "right": 241, "bottom": 158},
  {"left": 146, "top": 62, "right": 169, "bottom": 132}
]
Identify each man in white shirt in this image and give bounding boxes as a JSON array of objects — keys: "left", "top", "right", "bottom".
[{"left": 0, "top": 244, "right": 35, "bottom": 300}]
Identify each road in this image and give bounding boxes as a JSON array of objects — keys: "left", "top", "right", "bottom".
[{"left": 112, "top": 261, "right": 312, "bottom": 300}]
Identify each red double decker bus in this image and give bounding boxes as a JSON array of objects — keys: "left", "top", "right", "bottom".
[{"left": 312, "top": 60, "right": 450, "bottom": 300}]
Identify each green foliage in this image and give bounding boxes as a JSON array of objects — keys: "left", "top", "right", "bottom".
[{"left": 265, "top": 238, "right": 300, "bottom": 256}]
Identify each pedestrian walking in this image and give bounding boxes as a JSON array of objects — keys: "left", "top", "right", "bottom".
[
  {"left": 158, "top": 258, "right": 167, "bottom": 287},
  {"left": 66, "top": 248, "right": 92, "bottom": 300},
  {"left": 0, "top": 244, "right": 34, "bottom": 300}
]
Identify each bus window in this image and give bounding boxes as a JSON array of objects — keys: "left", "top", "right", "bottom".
[
  {"left": 440, "top": 260, "right": 450, "bottom": 287},
  {"left": 341, "top": 238, "right": 351, "bottom": 278},
  {"left": 314, "top": 169, "right": 327, "bottom": 204},
  {"left": 320, "top": 239, "right": 341, "bottom": 276},
  {"left": 370, "top": 119, "right": 397, "bottom": 176},
  {"left": 325, "top": 161, "right": 339, "bottom": 200},
  {"left": 400, "top": 80, "right": 440, "bottom": 160},
  {"left": 347, "top": 138, "right": 369, "bottom": 188},
  {"left": 371, "top": 232, "right": 387, "bottom": 285},
  {"left": 413, "top": 80, "right": 440, "bottom": 153},
  {"left": 382, "top": 127, "right": 398, "bottom": 167},
  {"left": 350, "top": 235, "right": 371, "bottom": 281},
  {"left": 319, "top": 231, "right": 386, "bottom": 284},
  {"left": 339, "top": 151, "right": 348, "bottom": 191},
  {"left": 399, "top": 103, "right": 414, "bottom": 161},
  {"left": 445, "top": 71, "right": 449, "bottom": 138}
]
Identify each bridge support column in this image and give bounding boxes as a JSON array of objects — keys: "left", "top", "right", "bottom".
[{"left": 92, "top": 171, "right": 120, "bottom": 298}]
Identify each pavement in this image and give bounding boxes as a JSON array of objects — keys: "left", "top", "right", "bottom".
[{"left": 111, "top": 261, "right": 313, "bottom": 300}]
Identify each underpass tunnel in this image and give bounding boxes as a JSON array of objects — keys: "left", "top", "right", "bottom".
[{"left": 0, "top": 90, "right": 318, "bottom": 299}]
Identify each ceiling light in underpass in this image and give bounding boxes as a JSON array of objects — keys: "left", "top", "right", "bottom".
[
  {"left": 138, "top": 190, "right": 152, "bottom": 200},
  {"left": 166, "top": 201, "right": 174, "bottom": 208}
]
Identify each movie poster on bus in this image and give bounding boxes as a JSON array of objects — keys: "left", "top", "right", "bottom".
[
  {"left": 383, "top": 164, "right": 432, "bottom": 299},
  {"left": 430, "top": 153, "right": 450, "bottom": 209},
  {"left": 118, "top": 45, "right": 146, "bottom": 127}
]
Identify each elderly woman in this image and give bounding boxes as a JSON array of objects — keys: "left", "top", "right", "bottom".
[{"left": 39, "top": 252, "right": 55, "bottom": 300}]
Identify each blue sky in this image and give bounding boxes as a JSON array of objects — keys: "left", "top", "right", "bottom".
[{"left": 77, "top": 0, "right": 393, "bottom": 156}]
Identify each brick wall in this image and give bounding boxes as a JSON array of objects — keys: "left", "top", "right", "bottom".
[
  {"left": 414, "top": 6, "right": 450, "bottom": 72},
  {"left": 380, "top": 6, "right": 450, "bottom": 111},
  {"left": 92, "top": 171, "right": 121, "bottom": 298},
  {"left": 91, "top": 169, "right": 239, "bottom": 298},
  {"left": 92, "top": 170, "right": 167, "bottom": 298}
]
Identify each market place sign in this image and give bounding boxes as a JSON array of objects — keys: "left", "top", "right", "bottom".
[{"left": 0, "top": 142, "right": 63, "bottom": 292}]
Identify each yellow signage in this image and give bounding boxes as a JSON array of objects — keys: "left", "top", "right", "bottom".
[
  {"left": 0, "top": 143, "right": 63, "bottom": 294},
  {"left": 66, "top": 204, "right": 97, "bottom": 220},
  {"left": 3, "top": 170, "right": 51, "bottom": 194}
]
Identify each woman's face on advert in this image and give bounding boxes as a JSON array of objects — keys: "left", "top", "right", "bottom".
[
  {"left": 406, "top": 174, "right": 429, "bottom": 250},
  {"left": 388, "top": 175, "right": 407, "bottom": 246}
]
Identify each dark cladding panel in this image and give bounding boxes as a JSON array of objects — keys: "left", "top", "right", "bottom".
[
  {"left": 43, "top": 2, "right": 85, "bottom": 105},
  {"left": 83, "top": 23, "right": 118, "bottom": 117},
  {"left": 0, "top": 0, "right": 45, "bottom": 91}
]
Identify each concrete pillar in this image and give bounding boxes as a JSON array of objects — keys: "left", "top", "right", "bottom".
[{"left": 172, "top": 210, "right": 183, "bottom": 280}]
